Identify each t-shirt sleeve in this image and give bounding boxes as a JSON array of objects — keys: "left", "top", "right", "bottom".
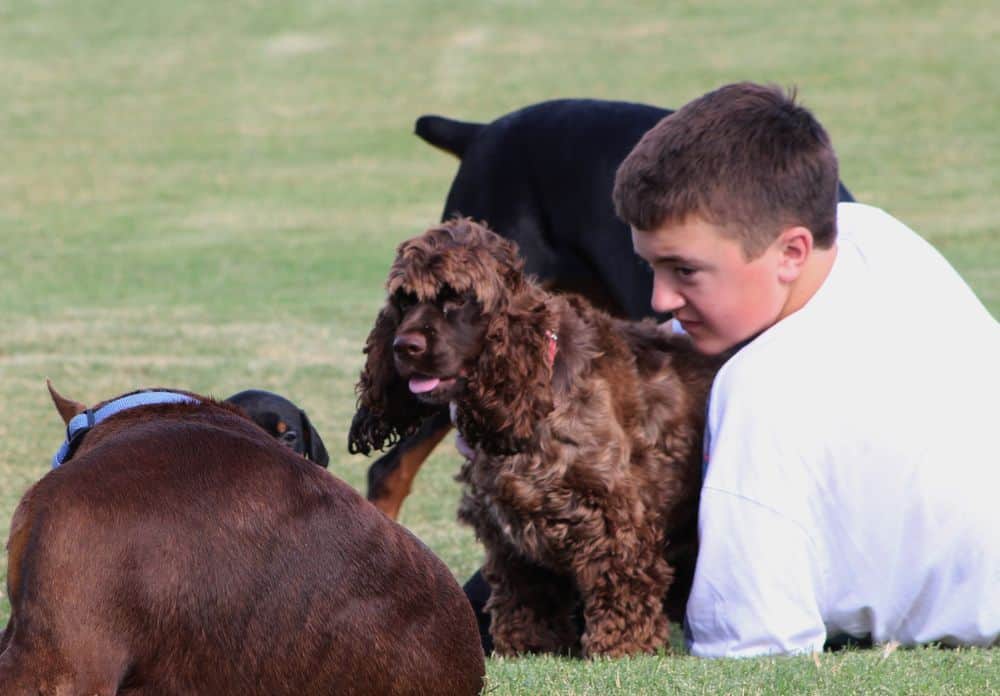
[{"left": 685, "top": 487, "right": 827, "bottom": 657}]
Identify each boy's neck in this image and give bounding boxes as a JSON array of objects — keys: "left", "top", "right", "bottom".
[{"left": 778, "top": 243, "right": 838, "bottom": 322}]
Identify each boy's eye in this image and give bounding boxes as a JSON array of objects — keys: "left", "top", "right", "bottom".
[{"left": 674, "top": 266, "right": 697, "bottom": 278}]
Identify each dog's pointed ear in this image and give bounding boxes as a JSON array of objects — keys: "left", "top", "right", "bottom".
[
  {"left": 349, "top": 303, "right": 435, "bottom": 455},
  {"left": 47, "top": 379, "right": 86, "bottom": 426},
  {"left": 298, "top": 409, "right": 330, "bottom": 467},
  {"left": 459, "top": 290, "right": 555, "bottom": 454}
]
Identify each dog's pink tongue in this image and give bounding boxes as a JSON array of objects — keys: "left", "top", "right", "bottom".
[{"left": 409, "top": 376, "right": 441, "bottom": 394}]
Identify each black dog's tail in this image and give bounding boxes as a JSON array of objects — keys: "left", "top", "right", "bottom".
[{"left": 414, "top": 115, "right": 483, "bottom": 159}]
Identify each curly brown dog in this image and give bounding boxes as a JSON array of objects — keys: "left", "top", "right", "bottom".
[
  {"left": 0, "top": 384, "right": 484, "bottom": 695},
  {"left": 350, "top": 219, "right": 722, "bottom": 657}
]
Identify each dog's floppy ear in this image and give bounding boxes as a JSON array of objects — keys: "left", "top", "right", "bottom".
[
  {"left": 458, "top": 288, "right": 555, "bottom": 455},
  {"left": 349, "top": 303, "right": 436, "bottom": 455},
  {"left": 298, "top": 408, "right": 330, "bottom": 467}
]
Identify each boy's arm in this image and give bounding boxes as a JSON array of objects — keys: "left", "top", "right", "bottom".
[{"left": 685, "top": 486, "right": 827, "bottom": 658}]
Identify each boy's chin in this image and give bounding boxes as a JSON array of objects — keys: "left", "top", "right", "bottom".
[
  {"left": 694, "top": 328, "right": 762, "bottom": 356},
  {"left": 690, "top": 332, "right": 737, "bottom": 356}
]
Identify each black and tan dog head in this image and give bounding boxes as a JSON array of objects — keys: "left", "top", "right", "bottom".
[{"left": 225, "top": 389, "right": 329, "bottom": 467}]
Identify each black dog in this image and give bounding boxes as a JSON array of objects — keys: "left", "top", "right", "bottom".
[
  {"left": 419, "top": 99, "right": 680, "bottom": 321},
  {"left": 362, "top": 98, "right": 856, "bottom": 520},
  {"left": 225, "top": 389, "right": 329, "bottom": 467}
]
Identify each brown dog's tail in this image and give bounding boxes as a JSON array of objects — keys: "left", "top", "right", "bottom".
[{"left": 414, "top": 115, "right": 483, "bottom": 159}]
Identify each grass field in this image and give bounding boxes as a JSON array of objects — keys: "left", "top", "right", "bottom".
[{"left": 1, "top": 1, "right": 997, "bottom": 693}]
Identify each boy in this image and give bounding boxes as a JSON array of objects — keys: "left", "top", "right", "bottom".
[{"left": 613, "top": 81, "right": 999, "bottom": 657}]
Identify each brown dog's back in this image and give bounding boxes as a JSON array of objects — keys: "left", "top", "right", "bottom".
[{"left": 0, "top": 399, "right": 484, "bottom": 695}]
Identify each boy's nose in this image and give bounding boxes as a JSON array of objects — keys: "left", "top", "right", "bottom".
[{"left": 651, "top": 280, "right": 685, "bottom": 314}]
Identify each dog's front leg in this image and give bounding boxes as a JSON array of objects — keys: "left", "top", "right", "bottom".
[
  {"left": 572, "top": 520, "right": 672, "bottom": 658},
  {"left": 481, "top": 542, "right": 581, "bottom": 657}
]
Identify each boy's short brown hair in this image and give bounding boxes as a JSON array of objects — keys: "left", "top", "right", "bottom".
[{"left": 613, "top": 82, "right": 840, "bottom": 258}]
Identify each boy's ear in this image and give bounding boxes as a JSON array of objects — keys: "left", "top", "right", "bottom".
[{"left": 776, "top": 225, "right": 813, "bottom": 283}]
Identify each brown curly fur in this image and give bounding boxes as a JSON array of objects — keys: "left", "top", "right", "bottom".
[{"left": 350, "top": 218, "right": 721, "bottom": 658}]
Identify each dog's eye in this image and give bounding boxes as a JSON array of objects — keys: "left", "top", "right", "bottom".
[
  {"left": 442, "top": 298, "right": 467, "bottom": 318},
  {"left": 395, "top": 292, "right": 417, "bottom": 312}
]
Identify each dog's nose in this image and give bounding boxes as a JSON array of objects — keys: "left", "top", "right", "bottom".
[{"left": 393, "top": 332, "right": 426, "bottom": 358}]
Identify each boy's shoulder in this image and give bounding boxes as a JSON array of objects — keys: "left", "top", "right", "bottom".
[
  {"left": 707, "top": 275, "right": 864, "bottom": 424},
  {"left": 708, "top": 329, "right": 833, "bottom": 435},
  {"left": 836, "top": 202, "right": 938, "bottom": 258}
]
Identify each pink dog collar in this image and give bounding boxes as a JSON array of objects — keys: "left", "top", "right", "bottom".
[{"left": 546, "top": 330, "right": 558, "bottom": 366}]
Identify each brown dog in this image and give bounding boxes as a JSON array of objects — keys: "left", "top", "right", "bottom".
[
  {"left": 0, "top": 384, "right": 484, "bottom": 695},
  {"left": 350, "top": 220, "right": 721, "bottom": 658}
]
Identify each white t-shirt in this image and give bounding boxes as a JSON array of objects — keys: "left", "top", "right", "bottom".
[{"left": 685, "top": 203, "right": 1000, "bottom": 657}]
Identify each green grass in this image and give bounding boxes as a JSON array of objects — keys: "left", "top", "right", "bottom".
[
  {"left": 1, "top": 1, "right": 997, "bottom": 693},
  {"left": 485, "top": 646, "right": 997, "bottom": 695}
]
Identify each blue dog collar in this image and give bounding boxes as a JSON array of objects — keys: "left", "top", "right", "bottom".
[{"left": 52, "top": 390, "right": 199, "bottom": 468}]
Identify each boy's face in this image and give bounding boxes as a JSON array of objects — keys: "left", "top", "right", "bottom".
[{"left": 632, "top": 216, "right": 790, "bottom": 355}]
